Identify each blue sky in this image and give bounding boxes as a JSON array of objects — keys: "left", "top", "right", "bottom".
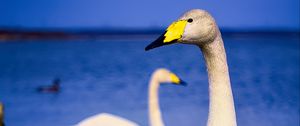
[{"left": 0, "top": 0, "right": 299, "bottom": 30}]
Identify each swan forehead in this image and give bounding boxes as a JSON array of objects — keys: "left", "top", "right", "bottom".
[
  {"left": 178, "top": 9, "right": 217, "bottom": 43},
  {"left": 153, "top": 69, "right": 173, "bottom": 82},
  {"left": 179, "top": 9, "right": 208, "bottom": 20}
]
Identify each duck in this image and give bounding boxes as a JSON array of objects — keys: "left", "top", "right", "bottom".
[{"left": 37, "top": 78, "right": 60, "bottom": 93}]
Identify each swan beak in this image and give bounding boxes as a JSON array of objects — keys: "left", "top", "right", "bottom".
[
  {"left": 170, "top": 73, "right": 188, "bottom": 86},
  {"left": 178, "top": 79, "right": 188, "bottom": 86},
  {"left": 172, "top": 79, "right": 187, "bottom": 86},
  {"left": 145, "top": 20, "right": 188, "bottom": 51}
]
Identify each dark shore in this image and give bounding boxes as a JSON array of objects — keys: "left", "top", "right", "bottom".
[{"left": 0, "top": 28, "right": 299, "bottom": 41}]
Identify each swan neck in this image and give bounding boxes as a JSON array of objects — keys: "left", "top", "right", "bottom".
[
  {"left": 200, "top": 33, "right": 237, "bottom": 126},
  {"left": 148, "top": 77, "right": 164, "bottom": 126}
]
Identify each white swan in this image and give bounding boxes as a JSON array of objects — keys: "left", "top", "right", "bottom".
[
  {"left": 76, "top": 113, "right": 138, "bottom": 126},
  {"left": 148, "top": 68, "right": 187, "bottom": 126},
  {"left": 145, "top": 9, "right": 237, "bottom": 126},
  {"left": 76, "top": 68, "right": 186, "bottom": 126}
]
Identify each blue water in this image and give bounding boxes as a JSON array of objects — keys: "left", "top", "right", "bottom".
[{"left": 0, "top": 35, "right": 299, "bottom": 126}]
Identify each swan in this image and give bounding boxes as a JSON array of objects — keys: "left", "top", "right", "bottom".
[
  {"left": 76, "top": 68, "right": 186, "bottom": 126},
  {"left": 145, "top": 9, "right": 237, "bottom": 126},
  {"left": 148, "top": 68, "right": 187, "bottom": 126},
  {"left": 0, "top": 102, "right": 3, "bottom": 126},
  {"left": 76, "top": 113, "right": 138, "bottom": 126}
]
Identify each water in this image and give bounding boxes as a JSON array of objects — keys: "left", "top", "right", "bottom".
[{"left": 0, "top": 35, "right": 299, "bottom": 126}]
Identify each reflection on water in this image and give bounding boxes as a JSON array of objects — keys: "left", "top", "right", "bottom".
[{"left": 0, "top": 35, "right": 299, "bottom": 126}]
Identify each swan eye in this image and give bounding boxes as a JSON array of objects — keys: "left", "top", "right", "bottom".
[{"left": 187, "top": 18, "right": 193, "bottom": 23}]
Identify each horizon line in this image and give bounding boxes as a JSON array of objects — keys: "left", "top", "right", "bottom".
[{"left": 0, "top": 26, "right": 299, "bottom": 32}]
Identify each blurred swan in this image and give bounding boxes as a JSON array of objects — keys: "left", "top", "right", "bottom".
[
  {"left": 145, "top": 9, "right": 237, "bottom": 126},
  {"left": 0, "top": 102, "right": 4, "bottom": 126},
  {"left": 148, "top": 68, "right": 186, "bottom": 126},
  {"left": 76, "top": 68, "right": 186, "bottom": 126},
  {"left": 76, "top": 113, "right": 138, "bottom": 126}
]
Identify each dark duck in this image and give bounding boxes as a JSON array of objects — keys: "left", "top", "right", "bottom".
[{"left": 37, "top": 78, "right": 60, "bottom": 93}]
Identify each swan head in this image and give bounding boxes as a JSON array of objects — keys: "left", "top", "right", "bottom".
[
  {"left": 152, "top": 68, "right": 187, "bottom": 86},
  {"left": 145, "top": 9, "right": 218, "bottom": 51}
]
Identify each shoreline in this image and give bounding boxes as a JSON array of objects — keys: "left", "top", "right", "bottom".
[{"left": 0, "top": 29, "right": 299, "bottom": 41}]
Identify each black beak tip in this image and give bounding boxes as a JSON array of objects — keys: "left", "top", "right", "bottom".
[
  {"left": 145, "top": 32, "right": 167, "bottom": 51},
  {"left": 180, "top": 79, "right": 188, "bottom": 86},
  {"left": 144, "top": 40, "right": 163, "bottom": 51},
  {"left": 145, "top": 46, "right": 152, "bottom": 51}
]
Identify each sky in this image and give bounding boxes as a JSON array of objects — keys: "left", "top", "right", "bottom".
[{"left": 0, "top": 0, "right": 299, "bottom": 30}]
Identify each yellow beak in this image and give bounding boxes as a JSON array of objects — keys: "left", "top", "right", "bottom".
[
  {"left": 145, "top": 20, "right": 188, "bottom": 51},
  {"left": 170, "top": 73, "right": 187, "bottom": 86},
  {"left": 164, "top": 20, "right": 188, "bottom": 43}
]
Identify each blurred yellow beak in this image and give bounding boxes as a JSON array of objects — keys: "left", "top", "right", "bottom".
[{"left": 170, "top": 73, "right": 187, "bottom": 86}]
